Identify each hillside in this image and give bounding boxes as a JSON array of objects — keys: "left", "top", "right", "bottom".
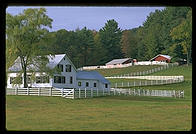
[
  {"left": 94, "top": 65, "right": 162, "bottom": 77},
  {"left": 108, "top": 65, "right": 192, "bottom": 99}
]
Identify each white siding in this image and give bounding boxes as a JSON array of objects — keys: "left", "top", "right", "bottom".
[
  {"left": 51, "top": 56, "right": 77, "bottom": 89},
  {"left": 76, "top": 79, "right": 110, "bottom": 91},
  {"left": 76, "top": 79, "right": 99, "bottom": 90}
]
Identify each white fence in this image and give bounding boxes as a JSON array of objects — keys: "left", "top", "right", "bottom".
[
  {"left": 110, "top": 76, "right": 184, "bottom": 88},
  {"left": 74, "top": 88, "right": 110, "bottom": 99},
  {"left": 111, "top": 88, "right": 184, "bottom": 98},
  {"left": 6, "top": 87, "right": 110, "bottom": 99},
  {"left": 109, "top": 63, "right": 178, "bottom": 77},
  {"left": 6, "top": 87, "right": 184, "bottom": 99},
  {"left": 79, "top": 62, "right": 178, "bottom": 70},
  {"left": 6, "top": 87, "right": 74, "bottom": 99}
]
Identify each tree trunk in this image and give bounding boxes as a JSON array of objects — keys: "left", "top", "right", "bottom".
[
  {"left": 186, "top": 51, "right": 189, "bottom": 66},
  {"left": 23, "top": 66, "right": 28, "bottom": 88}
]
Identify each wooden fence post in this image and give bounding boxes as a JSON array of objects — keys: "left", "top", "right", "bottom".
[
  {"left": 15, "top": 87, "right": 18, "bottom": 95},
  {"left": 50, "top": 87, "right": 52, "bottom": 96},
  {"left": 38, "top": 87, "right": 40, "bottom": 96},
  {"left": 134, "top": 89, "right": 135, "bottom": 96},
  {"left": 79, "top": 88, "right": 81, "bottom": 98},
  {"left": 97, "top": 88, "right": 98, "bottom": 96},
  {"left": 27, "top": 87, "right": 29, "bottom": 95},
  {"left": 61, "top": 89, "right": 64, "bottom": 97},
  {"left": 91, "top": 88, "right": 93, "bottom": 97},
  {"left": 129, "top": 88, "right": 130, "bottom": 95},
  {"left": 72, "top": 88, "right": 75, "bottom": 99},
  {"left": 103, "top": 88, "right": 104, "bottom": 96},
  {"left": 85, "top": 88, "right": 86, "bottom": 98}
]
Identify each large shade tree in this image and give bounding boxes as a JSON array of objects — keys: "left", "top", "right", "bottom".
[{"left": 6, "top": 8, "right": 53, "bottom": 87}]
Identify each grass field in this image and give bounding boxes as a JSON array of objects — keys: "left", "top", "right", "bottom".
[{"left": 6, "top": 65, "right": 192, "bottom": 131}]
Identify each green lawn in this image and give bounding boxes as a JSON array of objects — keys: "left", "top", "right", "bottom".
[
  {"left": 6, "top": 64, "right": 192, "bottom": 131},
  {"left": 6, "top": 95, "right": 191, "bottom": 131}
]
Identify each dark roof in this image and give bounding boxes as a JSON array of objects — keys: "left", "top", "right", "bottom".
[
  {"left": 106, "top": 58, "right": 132, "bottom": 65},
  {"left": 76, "top": 71, "right": 110, "bottom": 84}
]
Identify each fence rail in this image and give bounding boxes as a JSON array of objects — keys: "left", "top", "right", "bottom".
[
  {"left": 109, "top": 76, "right": 184, "bottom": 88},
  {"left": 6, "top": 87, "right": 74, "bottom": 99},
  {"left": 110, "top": 88, "right": 184, "bottom": 98},
  {"left": 6, "top": 86, "right": 184, "bottom": 99},
  {"left": 110, "top": 63, "right": 178, "bottom": 77}
]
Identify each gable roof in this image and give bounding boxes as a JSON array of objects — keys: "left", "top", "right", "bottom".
[
  {"left": 106, "top": 58, "right": 132, "bottom": 65},
  {"left": 150, "top": 54, "right": 171, "bottom": 61},
  {"left": 76, "top": 71, "right": 110, "bottom": 84},
  {"left": 8, "top": 54, "right": 77, "bottom": 72}
]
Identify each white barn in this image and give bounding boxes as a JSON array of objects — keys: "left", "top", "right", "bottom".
[{"left": 7, "top": 54, "right": 110, "bottom": 91}]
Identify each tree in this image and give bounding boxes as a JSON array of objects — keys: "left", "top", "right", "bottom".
[
  {"left": 75, "top": 27, "right": 95, "bottom": 66},
  {"left": 170, "top": 9, "right": 192, "bottom": 65},
  {"left": 99, "top": 19, "right": 123, "bottom": 62},
  {"left": 6, "top": 8, "right": 53, "bottom": 87},
  {"left": 120, "top": 29, "right": 138, "bottom": 59}
]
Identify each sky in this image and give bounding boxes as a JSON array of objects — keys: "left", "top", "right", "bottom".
[{"left": 6, "top": 6, "right": 165, "bottom": 32}]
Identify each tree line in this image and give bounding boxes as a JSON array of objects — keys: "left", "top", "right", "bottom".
[{"left": 35, "top": 7, "right": 192, "bottom": 68}]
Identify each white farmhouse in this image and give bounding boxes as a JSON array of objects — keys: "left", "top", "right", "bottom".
[{"left": 7, "top": 54, "right": 110, "bottom": 91}]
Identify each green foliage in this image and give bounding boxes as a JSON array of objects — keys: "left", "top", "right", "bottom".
[
  {"left": 99, "top": 19, "right": 123, "bottom": 63},
  {"left": 6, "top": 8, "right": 53, "bottom": 87},
  {"left": 170, "top": 9, "right": 192, "bottom": 64}
]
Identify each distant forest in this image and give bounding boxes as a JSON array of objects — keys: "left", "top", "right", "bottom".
[{"left": 6, "top": 7, "right": 192, "bottom": 69}]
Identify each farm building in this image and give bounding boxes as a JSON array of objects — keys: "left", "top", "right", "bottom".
[
  {"left": 105, "top": 58, "right": 133, "bottom": 68},
  {"left": 150, "top": 54, "right": 171, "bottom": 63},
  {"left": 76, "top": 71, "right": 110, "bottom": 91},
  {"left": 7, "top": 54, "right": 110, "bottom": 91}
]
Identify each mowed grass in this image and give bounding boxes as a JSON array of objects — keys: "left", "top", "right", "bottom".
[
  {"left": 94, "top": 65, "right": 162, "bottom": 77},
  {"left": 6, "top": 65, "right": 192, "bottom": 131},
  {"left": 6, "top": 95, "right": 191, "bottom": 131}
]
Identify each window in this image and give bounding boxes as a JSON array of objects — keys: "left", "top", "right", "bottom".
[
  {"left": 27, "top": 75, "right": 31, "bottom": 84},
  {"left": 10, "top": 77, "right": 22, "bottom": 84},
  {"left": 36, "top": 76, "right": 41, "bottom": 83},
  {"left": 78, "top": 81, "right": 81, "bottom": 87},
  {"left": 94, "top": 83, "right": 97, "bottom": 87},
  {"left": 42, "top": 76, "right": 49, "bottom": 83},
  {"left": 70, "top": 76, "right": 73, "bottom": 84},
  {"left": 62, "top": 76, "right": 65, "bottom": 83},
  {"left": 105, "top": 84, "right": 108, "bottom": 88},
  {"left": 57, "top": 64, "right": 63, "bottom": 72},
  {"left": 57, "top": 76, "right": 61, "bottom": 83},
  {"left": 54, "top": 76, "right": 58, "bottom": 83},
  {"left": 54, "top": 76, "right": 66, "bottom": 84},
  {"left": 66, "top": 64, "right": 71, "bottom": 72},
  {"left": 86, "top": 82, "right": 89, "bottom": 87},
  {"left": 36, "top": 76, "right": 49, "bottom": 83}
]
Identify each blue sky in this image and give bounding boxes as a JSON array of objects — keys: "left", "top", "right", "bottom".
[{"left": 6, "top": 6, "right": 165, "bottom": 31}]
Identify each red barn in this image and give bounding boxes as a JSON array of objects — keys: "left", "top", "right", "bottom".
[{"left": 150, "top": 54, "right": 171, "bottom": 63}]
